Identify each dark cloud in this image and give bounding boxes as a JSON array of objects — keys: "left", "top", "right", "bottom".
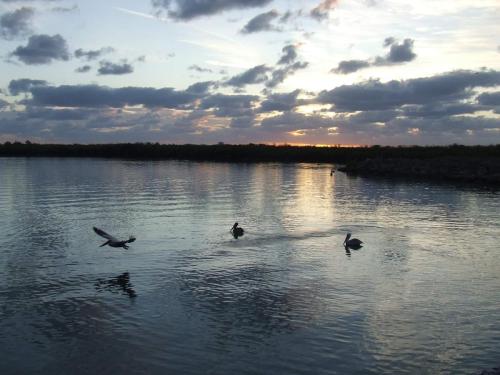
[
  {"left": 230, "top": 115, "right": 255, "bottom": 128},
  {"left": 75, "top": 65, "right": 91, "bottom": 73},
  {"left": 188, "top": 64, "right": 213, "bottom": 73},
  {"left": 8, "top": 78, "right": 47, "bottom": 95},
  {"left": 0, "top": 98, "right": 8, "bottom": 110},
  {"left": 383, "top": 36, "right": 396, "bottom": 47},
  {"left": 10, "top": 34, "right": 70, "bottom": 65},
  {"left": 259, "top": 89, "right": 301, "bottom": 112},
  {"left": 0, "top": 7, "right": 34, "bottom": 40},
  {"left": 477, "top": 92, "right": 500, "bottom": 106},
  {"left": 25, "top": 84, "right": 200, "bottom": 108},
  {"left": 402, "top": 103, "right": 480, "bottom": 118},
  {"left": 241, "top": 9, "right": 279, "bottom": 34},
  {"left": 152, "top": 0, "right": 273, "bottom": 21},
  {"left": 24, "top": 107, "right": 94, "bottom": 121},
  {"left": 345, "top": 109, "right": 400, "bottom": 124},
  {"left": 332, "top": 37, "right": 417, "bottom": 74},
  {"left": 310, "top": 0, "right": 338, "bottom": 21},
  {"left": 278, "top": 10, "right": 293, "bottom": 23},
  {"left": 277, "top": 44, "right": 298, "bottom": 65},
  {"left": 375, "top": 38, "right": 416, "bottom": 65},
  {"left": 266, "top": 61, "right": 308, "bottom": 88},
  {"left": 331, "top": 59, "right": 370, "bottom": 74},
  {"left": 225, "top": 64, "right": 271, "bottom": 88},
  {"left": 186, "top": 81, "right": 216, "bottom": 94},
  {"left": 74, "top": 47, "right": 114, "bottom": 61},
  {"left": 98, "top": 60, "right": 134, "bottom": 75},
  {"left": 51, "top": 4, "right": 78, "bottom": 12},
  {"left": 200, "top": 93, "right": 258, "bottom": 117},
  {"left": 260, "top": 111, "right": 333, "bottom": 131},
  {"left": 224, "top": 43, "right": 307, "bottom": 90},
  {"left": 318, "top": 69, "right": 500, "bottom": 112}
]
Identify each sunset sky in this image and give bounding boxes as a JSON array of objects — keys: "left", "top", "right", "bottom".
[{"left": 0, "top": 0, "right": 499, "bottom": 145}]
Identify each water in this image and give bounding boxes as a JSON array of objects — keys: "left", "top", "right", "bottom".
[{"left": 0, "top": 157, "right": 499, "bottom": 375}]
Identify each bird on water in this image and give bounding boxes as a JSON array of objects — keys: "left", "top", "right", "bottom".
[
  {"left": 231, "top": 222, "right": 244, "bottom": 238},
  {"left": 344, "top": 233, "right": 363, "bottom": 248},
  {"left": 93, "top": 227, "right": 136, "bottom": 249}
]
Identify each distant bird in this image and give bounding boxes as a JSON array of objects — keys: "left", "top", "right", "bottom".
[
  {"left": 231, "top": 222, "right": 244, "bottom": 238},
  {"left": 344, "top": 233, "right": 363, "bottom": 248},
  {"left": 93, "top": 227, "right": 136, "bottom": 249}
]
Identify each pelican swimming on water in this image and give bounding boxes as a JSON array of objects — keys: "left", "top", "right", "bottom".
[
  {"left": 230, "top": 222, "right": 244, "bottom": 238},
  {"left": 344, "top": 233, "right": 363, "bottom": 248},
  {"left": 93, "top": 227, "right": 136, "bottom": 249}
]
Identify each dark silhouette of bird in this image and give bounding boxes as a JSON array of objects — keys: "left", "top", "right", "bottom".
[
  {"left": 344, "top": 233, "right": 363, "bottom": 249},
  {"left": 93, "top": 227, "right": 136, "bottom": 249},
  {"left": 230, "top": 222, "right": 244, "bottom": 238}
]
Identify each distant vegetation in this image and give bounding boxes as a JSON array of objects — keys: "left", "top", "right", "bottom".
[
  {"left": 1, "top": 141, "right": 500, "bottom": 163},
  {"left": 1, "top": 142, "right": 500, "bottom": 184}
]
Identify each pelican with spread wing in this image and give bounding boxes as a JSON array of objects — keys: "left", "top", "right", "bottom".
[{"left": 93, "top": 227, "right": 136, "bottom": 249}]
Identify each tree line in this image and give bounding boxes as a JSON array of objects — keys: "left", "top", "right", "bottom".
[{"left": 1, "top": 141, "right": 499, "bottom": 163}]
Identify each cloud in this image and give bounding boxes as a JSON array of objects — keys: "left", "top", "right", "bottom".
[
  {"left": 261, "top": 43, "right": 308, "bottom": 89},
  {"left": 477, "top": 91, "right": 500, "bottom": 106},
  {"left": 97, "top": 60, "right": 134, "bottom": 75},
  {"left": 318, "top": 69, "right": 500, "bottom": 112},
  {"left": 74, "top": 47, "right": 114, "bottom": 61},
  {"left": 200, "top": 93, "right": 258, "bottom": 117},
  {"left": 188, "top": 64, "right": 213, "bottom": 73},
  {"left": 24, "top": 84, "right": 200, "bottom": 108},
  {"left": 277, "top": 44, "right": 298, "bottom": 65},
  {"left": 152, "top": 0, "right": 274, "bottom": 21},
  {"left": 375, "top": 38, "right": 416, "bottom": 65},
  {"left": 260, "top": 110, "right": 333, "bottom": 132},
  {"left": 23, "top": 107, "right": 95, "bottom": 121},
  {"left": 225, "top": 64, "right": 271, "bottom": 88},
  {"left": 241, "top": 9, "right": 279, "bottom": 34},
  {"left": 310, "top": 0, "right": 338, "bottom": 21},
  {"left": 75, "top": 65, "right": 91, "bottom": 73},
  {"left": 10, "top": 34, "right": 70, "bottom": 65},
  {"left": 0, "top": 7, "right": 34, "bottom": 40},
  {"left": 402, "top": 103, "right": 480, "bottom": 119},
  {"left": 8, "top": 78, "right": 47, "bottom": 95},
  {"left": 259, "top": 89, "right": 301, "bottom": 112},
  {"left": 332, "top": 37, "right": 416, "bottom": 74},
  {"left": 266, "top": 61, "right": 308, "bottom": 89},
  {"left": 0, "top": 98, "right": 8, "bottom": 110},
  {"left": 331, "top": 59, "right": 371, "bottom": 74},
  {"left": 51, "top": 4, "right": 78, "bottom": 12},
  {"left": 186, "top": 80, "right": 216, "bottom": 94}
]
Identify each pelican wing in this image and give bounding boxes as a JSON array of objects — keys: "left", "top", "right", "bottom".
[{"left": 93, "top": 227, "right": 118, "bottom": 241}]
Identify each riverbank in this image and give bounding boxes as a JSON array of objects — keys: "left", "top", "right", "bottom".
[
  {"left": 338, "top": 156, "right": 500, "bottom": 185},
  {"left": 2, "top": 142, "right": 500, "bottom": 185}
]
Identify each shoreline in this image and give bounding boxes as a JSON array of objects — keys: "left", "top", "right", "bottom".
[{"left": 1, "top": 142, "right": 500, "bottom": 185}]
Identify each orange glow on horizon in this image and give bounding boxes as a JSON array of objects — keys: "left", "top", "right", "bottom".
[{"left": 261, "top": 142, "right": 365, "bottom": 148}]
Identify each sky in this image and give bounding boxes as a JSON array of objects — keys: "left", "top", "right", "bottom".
[{"left": 0, "top": 0, "right": 499, "bottom": 146}]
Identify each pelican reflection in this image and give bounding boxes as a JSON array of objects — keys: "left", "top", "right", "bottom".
[{"left": 96, "top": 272, "right": 137, "bottom": 298}]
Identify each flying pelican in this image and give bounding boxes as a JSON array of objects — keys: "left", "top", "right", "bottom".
[
  {"left": 344, "top": 233, "right": 363, "bottom": 248},
  {"left": 230, "top": 222, "right": 244, "bottom": 238},
  {"left": 93, "top": 227, "right": 136, "bottom": 249}
]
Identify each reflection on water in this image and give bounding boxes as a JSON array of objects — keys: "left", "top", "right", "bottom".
[
  {"left": 0, "top": 158, "right": 499, "bottom": 375},
  {"left": 96, "top": 272, "right": 137, "bottom": 298}
]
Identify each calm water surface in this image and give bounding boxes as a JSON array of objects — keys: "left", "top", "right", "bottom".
[{"left": 0, "top": 158, "right": 499, "bottom": 374}]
